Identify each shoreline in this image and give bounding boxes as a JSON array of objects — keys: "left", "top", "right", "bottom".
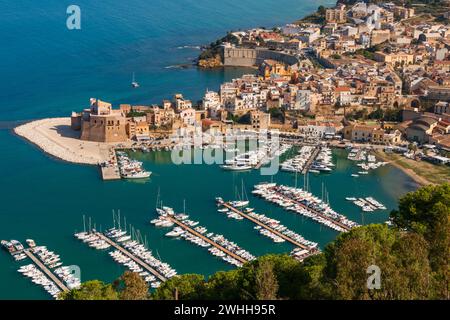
[
  {"left": 13, "top": 118, "right": 438, "bottom": 187},
  {"left": 373, "top": 150, "right": 432, "bottom": 186},
  {"left": 13, "top": 118, "right": 112, "bottom": 166}
]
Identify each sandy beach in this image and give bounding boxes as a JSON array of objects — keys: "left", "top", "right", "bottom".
[{"left": 14, "top": 118, "right": 113, "bottom": 165}]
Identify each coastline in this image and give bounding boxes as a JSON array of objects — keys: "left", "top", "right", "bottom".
[{"left": 374, "top": 150, "right": 432, "bottom": 186}]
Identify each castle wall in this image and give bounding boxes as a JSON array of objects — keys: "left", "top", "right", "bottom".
[{"left": 223, "top": 47, "right": 299, "bottom": 67}]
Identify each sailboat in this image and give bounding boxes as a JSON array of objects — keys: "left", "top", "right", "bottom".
[
  {"left": 131, "top": 72, "right": 139, "bottom": 88},
  {"left": 230, "top": 180, "right": 249, "bottom": 207}
]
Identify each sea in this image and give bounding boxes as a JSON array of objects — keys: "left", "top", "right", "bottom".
[{"left": 0, "top": 0, "right": 418, "bottom": 299}]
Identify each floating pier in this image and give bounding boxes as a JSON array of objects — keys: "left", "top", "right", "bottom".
[
  {"left": 165, "top": 216, "right": 249, "bottom": 265},
  {"left": 301, "top": 146, "right": 320, "bottom": 174}
]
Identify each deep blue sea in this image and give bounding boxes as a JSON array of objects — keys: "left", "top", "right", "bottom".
[{"left": 0, "top": 0, "right": 420, "bottom": 300}]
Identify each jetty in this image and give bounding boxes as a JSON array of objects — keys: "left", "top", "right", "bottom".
[
  {"left": 267, "top": 187, "right": 352, "bottom": 232},
  {"left": 165, "top": 216, "right": 248, "bottom": 264},
  {"left": 301, "top": 147, "right": 320, "bottom": 174},
  {"left": 221, "top": 202, "right": 311, "bottom": 250},
  {"left": 96, "top": 232, "right": 167, "bottom": 282},
  {"left": 23, "top": 249, "right": 69, "bottom": 292}
]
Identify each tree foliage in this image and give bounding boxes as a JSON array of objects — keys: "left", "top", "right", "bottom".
[
  {"left": 61, "top": 280, "right": 118, "bottom": 300},
  {"left": 390, "top": 183, "right": 450, "bottom": 299},
  {"left": 114, "top": 271, "right": 149, "bottom": 300}
]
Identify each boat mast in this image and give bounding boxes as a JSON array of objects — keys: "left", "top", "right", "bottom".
[
  {"left": 321, "top": 182, "right": 324, "bottom": 202},
  {"left": 118, "top": 210, "right": 121, "bottom": 230},
  {"left": 295, "top": 170, "right": 298, "bottom": 189},
  {"left": 156, "top": 187, "right": 160, "bottom": 208},
  {"left": 124, "top": 216, "right": 127, "bottom": 233},
  {"left": 82, "top": 214, "right": 86, "bottom": 233},
  {"left": 183, "top": 199, "right": 186, "bottom": 215}
]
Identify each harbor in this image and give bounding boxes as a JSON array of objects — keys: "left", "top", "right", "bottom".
[
  {"left": 2, "top": 239, "right": 79, "bottom": 299},
  {"left": 0, "top": 147, "right": 419, "bottom": 299},
  {"left": 151, "top": 206, "right": 255, "bottom": 267},
  {"left": 252, "top": 183, "right": 358, "bottom": 232},
  {"left": 216, "top": 198, "right": 319, "bottom": 258},
  {"left": 74, "top": 226, "right": 178, "bottom": 288}
]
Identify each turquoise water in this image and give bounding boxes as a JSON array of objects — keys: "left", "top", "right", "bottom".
[{"left": 0, "top": 0, "right": 419, "bottom": 300}]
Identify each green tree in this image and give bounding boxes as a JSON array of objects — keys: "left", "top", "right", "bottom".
[
  {"left": 206, "top": 270, "right": 241, "bottom": 299},
  {"left": 255, "top": 259, "right": 279, "bottom": 300},
  {"left": 152, "top": 274, "right": 207, "bottom": 300},
  {"left": 390, "top": 183, "right": 450, "bottom": 299},
  {"left": 324, "top": 224, "right": 433, "bottom": 300},
  {"left": 317, "top": 5, "right": 326, "bottom": 16},
  {"left": 114, "top": 271, "right": 149, "bottom": 300},
  {"left": 61, "top": 280, "right": 118, "bottom": 300}
]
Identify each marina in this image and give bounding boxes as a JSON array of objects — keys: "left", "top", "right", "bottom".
[
  {"left": 151, "top": 206, "right": 254, "bottom": 267},
  {"left": 346, "top": 197, "right": 387, "bottom": 212},
  {"left": 2, "top": 239, "right": 78, "bottom": 299},
  {"left": 116, "top": 151, "right": 152, "bottom": 179},
  {"left": 0, "top": 145, "right": 419, "bottom": 299},
  {"left": 74, "top": 227, "right": 178, "bottom": 287},
  {"left": 216, "top": 198, "right": 319, "bottom": 257},
  {"left": 252, "top": 183, "right": 358, "bottom": 232}
]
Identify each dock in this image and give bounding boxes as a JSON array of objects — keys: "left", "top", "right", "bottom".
[
  {"left": 221, "top": 202, "right": 312, "bottom": 250},
  {"left": 96, "top": 233, "right": 167, "bottom": 282},
  {"left": 23, "top": 249, "right": 69, "bottom": 292},
  {"left": 165, "top": 216, "right": 249, "bottom": 265},
  {"left": 267, "top": 188, "right": 351, "bottom": 232},
  {"left": 99, "top": 147, "right": 121, "bottom": 181},
  {"left": 301, "top": 146, "right": 320, "bottom": 174},
  {"left": 100, "top": 165, "right": 121, "bottom": 180}
]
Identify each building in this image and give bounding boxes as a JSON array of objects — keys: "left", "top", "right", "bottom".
[
  {"left": 405, "top": 117, "right": 439, "bottom": 144},
  {"left": 373, "top": 51, "right": 414, "bottom": 66},
  {"left": 72, "top": 98, "right": 128, "bottom": 143},
  {"left": 250, "top": 110, "right": 271, "bottom": 130},
  {"left": 326, "top": 5, "right": 346, "bottom": 24},
  {"left": 434, "top": 101, "right": 449, "bottom": 115},
  {"left": 393, "top": 7, "right": 414, "bottom": 20},
  {"left": 294, "top": 90, "right": 312, "bottom": 111},
  {"left": 370, "top": 29, "right": 391, "bottom": 46}
]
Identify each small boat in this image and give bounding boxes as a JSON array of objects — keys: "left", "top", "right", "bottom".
[
  {"left": 345, "top": 197, "right": 357, "bottom": 201},
  {"left": 131, "top": 72, "right": 139, "bottom": 88},
  {"left": 221, "top": 164, "right": 252, "bottom": 171},
  {"left": 351, "top": 174, "right": 359, "bottom": 177}
]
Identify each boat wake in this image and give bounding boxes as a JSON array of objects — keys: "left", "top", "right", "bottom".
[{"left": 176, "top": 45, "right": 201, "bottom": 50}]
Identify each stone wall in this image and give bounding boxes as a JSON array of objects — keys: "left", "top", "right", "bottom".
[{"left": 223, "top": 47, "right": 299, "bottom": 67}]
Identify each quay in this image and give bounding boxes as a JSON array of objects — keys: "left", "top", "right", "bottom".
[
  {"left": 23, "top": 249, "right": 69, "bottom": 292},
  {"left": 221, "top": 202, "right": 311, "bottom": 250},
  {"left": 100, "top": 165, "right": 121, "bottom": 180},
  {"left": 165, "top": 216, "right": 248, "bottom": 265},
  {"left": 301, "top": 147, "right": 320, "bottom": 174},
  {"left": 96, "top": 232, "right": 167, "bottom": 282},
  {"left": 267, "top": 188, "right": 352, "bottom": 232}
]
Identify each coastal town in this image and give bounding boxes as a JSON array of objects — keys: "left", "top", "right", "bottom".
[
  {"left": 15, "top": 1, "right": 450, "bottom": 184},
  {"left": 3, "top": 0, "right": 449, "bottom": 304}
]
